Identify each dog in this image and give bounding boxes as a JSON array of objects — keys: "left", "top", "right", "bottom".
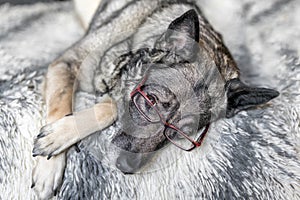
[{"left": 31, "top": 0, "right": 279, "bottom": 199}]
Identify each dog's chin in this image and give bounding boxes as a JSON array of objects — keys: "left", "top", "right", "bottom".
[
  {"left": 115, "top": 150, "right": 153, "bottom": 174},
  {"left": 112, "top": 130, "right": 165, "bottom": 174}
]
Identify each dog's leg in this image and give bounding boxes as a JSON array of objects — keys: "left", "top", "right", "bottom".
[
  {"left": 32, "top": 155, "right": 66, "bottom": 199},
  {"left": 32, "top": 61, "right": 77, "bottom": 199},
  {"left": 32, "top": 98, "right": 116, "bottom": 199},
  {"left": 33, "top": 96, "right": 117, "bottom": 158},
  {"left": 44, "top": 61, "right": 76, "bottom": 123}
]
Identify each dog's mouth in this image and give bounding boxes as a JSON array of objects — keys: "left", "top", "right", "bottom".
[{"left": 111, "top": 129, "right": 169, "bottom": 173}]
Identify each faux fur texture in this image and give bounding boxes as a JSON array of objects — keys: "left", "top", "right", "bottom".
[{"left": 0, "top": 0, "right": 299, "bottom": 199}]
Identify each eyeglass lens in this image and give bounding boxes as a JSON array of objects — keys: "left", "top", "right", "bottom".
[{"left": 133, "top": 93, "right": 160, "bottom": 122}]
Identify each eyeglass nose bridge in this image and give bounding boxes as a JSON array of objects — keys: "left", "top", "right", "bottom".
[{"left": 130, "top": 79, "right": 210, "bottom": 151}]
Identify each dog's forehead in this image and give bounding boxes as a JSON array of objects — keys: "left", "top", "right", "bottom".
[
  {"left": 149, "top": 65, "right": 194, "bottom": 91},
  {"left": 119, "top": 38, "right": 224, "bottom": 99}
]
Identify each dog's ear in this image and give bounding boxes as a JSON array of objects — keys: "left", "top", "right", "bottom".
[
  {"left": 226, "top": 78, "right": 279, "bottom": 118},
  {"left": 155, "top": 9, "right": 200, "bottom": 61},
  {"left": 167, "top": 9, "right": 200, "bottom": 43}
]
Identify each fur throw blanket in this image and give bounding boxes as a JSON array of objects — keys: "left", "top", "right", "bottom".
[{"left": 0, "top": 0, "right": 299, "bottom": 199}]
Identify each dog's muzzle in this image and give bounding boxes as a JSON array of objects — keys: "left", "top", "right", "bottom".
[{"left": 115, "top": 152, "right": 144, "bottom": 174}]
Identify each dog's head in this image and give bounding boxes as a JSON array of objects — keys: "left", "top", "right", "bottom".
[{"left": 111, "top": 9, "right": 279, "bottom": 173}]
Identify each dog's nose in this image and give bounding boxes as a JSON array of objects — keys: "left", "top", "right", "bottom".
[{"left": 115, "top": 152, "right": 143, "bottom": 174}]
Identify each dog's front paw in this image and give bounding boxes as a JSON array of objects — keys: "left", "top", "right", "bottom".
[
  {"left": 33, "top": 115, "right": 79, "bottom": 159},
  {"left": 32, "top": 153, "right": 66, "bottom": 199}
]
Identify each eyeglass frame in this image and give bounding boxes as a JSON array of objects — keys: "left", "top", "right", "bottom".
[{"left": 129, "top": 74, "right": 210, "bottom": 151}]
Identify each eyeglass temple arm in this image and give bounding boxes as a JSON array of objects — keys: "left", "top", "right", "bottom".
[{"left": 194, "top": 124, "right": 210, "bottom": 147}]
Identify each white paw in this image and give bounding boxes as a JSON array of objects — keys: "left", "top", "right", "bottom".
[
  {"left": 31, "top": 153, "right": 66, "bottom": 199},
  {"left": 33, "top": 115, "right": 79, "bottom": 159}
]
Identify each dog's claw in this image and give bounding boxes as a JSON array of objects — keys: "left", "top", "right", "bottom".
[
  {"left": 32, "top": 146, "right": 42, "bottom": 157},
  {"left": 65, "top": 113, "right": 73, "bottom": 117},
  {"left": 74, "top": 143, "right": 81, "bottom": 153},
  {"left": 37, "top": 125, "right": 53, "bottom": 139},
  {"left": 31, "top": 183, "right": 35, "bottom": 188},
  {"left": 54, "top": 189, "right": 58, "bottom": 196},
  {"left": 32, "top": 146, "right": 39, "bottom": 156},
  {"left": 47, "top": 154, "right": 52, "bottom": 160},
  {"left": 37, "top": 132, "right": 44, "bottom": 138}
]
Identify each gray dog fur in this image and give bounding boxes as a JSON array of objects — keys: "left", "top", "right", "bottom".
[{"left": 0, "top": 0, "right": 299, "bottom": 199}]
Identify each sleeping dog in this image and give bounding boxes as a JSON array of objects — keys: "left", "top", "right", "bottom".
[{"left": 31, "top": 0, "right": 279, "bottom": 199}]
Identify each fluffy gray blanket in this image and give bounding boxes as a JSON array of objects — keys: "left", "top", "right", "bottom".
[{"left": 0, "top": 0, "right": 299, "bottom": 199}]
